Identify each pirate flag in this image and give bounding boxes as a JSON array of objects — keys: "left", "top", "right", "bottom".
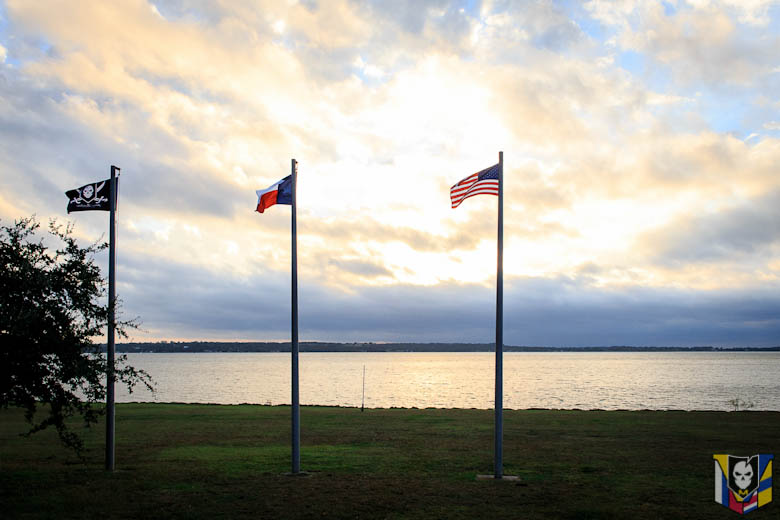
[{"left": 65, "top": 178, "right": 116, "bottom": 213}]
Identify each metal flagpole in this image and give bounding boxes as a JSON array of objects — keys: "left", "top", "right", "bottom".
[
  {"left": 106, "top": 164, "right": 119, "bottom": 471},
  {"left": 291, "top": 158, "right": 300, "bottom": 474},
  {"left": 495, "top": 151, "right": 503, "bottom": 479}
]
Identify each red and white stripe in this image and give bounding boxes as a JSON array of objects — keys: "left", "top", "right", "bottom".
[
  {"left": 450, "top": 173, "right": 499, "bottom": 208},
  {"left": 256, "top": 179, "right": 283, "bottom": 213}
]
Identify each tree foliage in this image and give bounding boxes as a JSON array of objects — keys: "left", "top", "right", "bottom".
[{"left": 0, "top": 216, "right": 152, "bottom": 455}]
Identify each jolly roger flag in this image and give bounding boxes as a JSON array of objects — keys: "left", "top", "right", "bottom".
[{"left": 66, "top": 178, "right": 116, "bottom": 213}]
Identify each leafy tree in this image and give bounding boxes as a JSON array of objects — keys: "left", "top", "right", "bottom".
[{"left": 0, "top": 216, "right": 152, "bottom": 455}]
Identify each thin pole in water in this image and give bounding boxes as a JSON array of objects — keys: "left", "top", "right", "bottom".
[{"left": 361, "top": 365, "right": 366, "bottom": 412}]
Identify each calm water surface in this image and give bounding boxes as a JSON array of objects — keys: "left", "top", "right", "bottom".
[{"left": 116, "top": 352, "right": 780, "bottom": 411}]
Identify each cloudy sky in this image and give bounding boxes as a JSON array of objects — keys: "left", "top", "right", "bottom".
[{"left": 1, "top": 0, "right": 779, "bottom": 346}]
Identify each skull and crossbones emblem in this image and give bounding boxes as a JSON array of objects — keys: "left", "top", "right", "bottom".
[
  {"left": 733, "top": 461, "right": 754, "bottom": 495},
  {"left": 82, "top": 184, "right": 95, "bottom": 200},
  {"left": 728, "top": 456, "right": 759, "bottom": 498},
  {"left": 71, "top": 181, "right": 107, "bottom": 205}
]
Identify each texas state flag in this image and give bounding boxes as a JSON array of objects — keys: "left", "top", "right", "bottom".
[{"left": 256, "top": 175, "right": 292, "bottom": 213}]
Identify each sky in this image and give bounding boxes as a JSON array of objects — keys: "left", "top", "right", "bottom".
[{"left": 1, "top": 0, "right": 779, "bottom": 347}]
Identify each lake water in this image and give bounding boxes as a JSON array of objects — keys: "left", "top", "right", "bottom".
[{"left": 116, "top": 352, "right": 780, "bottom": 411}]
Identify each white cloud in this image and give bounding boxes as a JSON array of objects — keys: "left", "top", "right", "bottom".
[
  {"left": 584, "top": 0, "right": 644, "bottom": 28},
  {"left": 686, "top": 0, "right": 776, "bottom": 26},
  {"left": 587, "top": 0, "right": 779, "bottom": 86},
  {"left": 1, "top": 0, "right": 778, "bottom": 343}
]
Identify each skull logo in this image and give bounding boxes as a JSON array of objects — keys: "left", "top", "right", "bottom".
[
  {"left": 82, "top": 184, "right": 95, "bottom": 200},
  {"left": 733, "top": 460, "right": 754, "bottom": 490}
]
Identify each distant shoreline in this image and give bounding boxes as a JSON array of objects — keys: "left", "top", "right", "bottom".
[{"left": 111, "top": 341, "right": 780, "bottom": 353}]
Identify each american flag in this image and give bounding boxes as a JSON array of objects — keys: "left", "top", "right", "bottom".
[{"left": 450, "top": 163, "right": 500, "bottom": 208}]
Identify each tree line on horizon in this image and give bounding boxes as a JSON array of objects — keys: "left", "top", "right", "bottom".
[{"left": 111, "top": 341, "right": 780, "bottom": 353}]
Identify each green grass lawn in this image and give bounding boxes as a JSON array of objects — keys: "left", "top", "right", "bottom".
[{"left": 1, "top": 404, "right": 778, "bottom": 519}]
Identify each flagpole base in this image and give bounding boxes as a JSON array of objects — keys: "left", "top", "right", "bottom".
[
  {"left": 284, "top": 471, "right": 312, "bottom": 477},
  {"left": 476, "top": 474, "right": 519, "bottom": 481}
]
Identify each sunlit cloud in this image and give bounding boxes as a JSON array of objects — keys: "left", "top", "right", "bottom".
[{"left": 1, "top": 0, "right": 778, "bottom": 345}]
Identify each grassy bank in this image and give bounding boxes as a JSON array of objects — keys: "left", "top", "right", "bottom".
[{"left": 1, "top": 404, "right": 778, "bottom": 519}]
